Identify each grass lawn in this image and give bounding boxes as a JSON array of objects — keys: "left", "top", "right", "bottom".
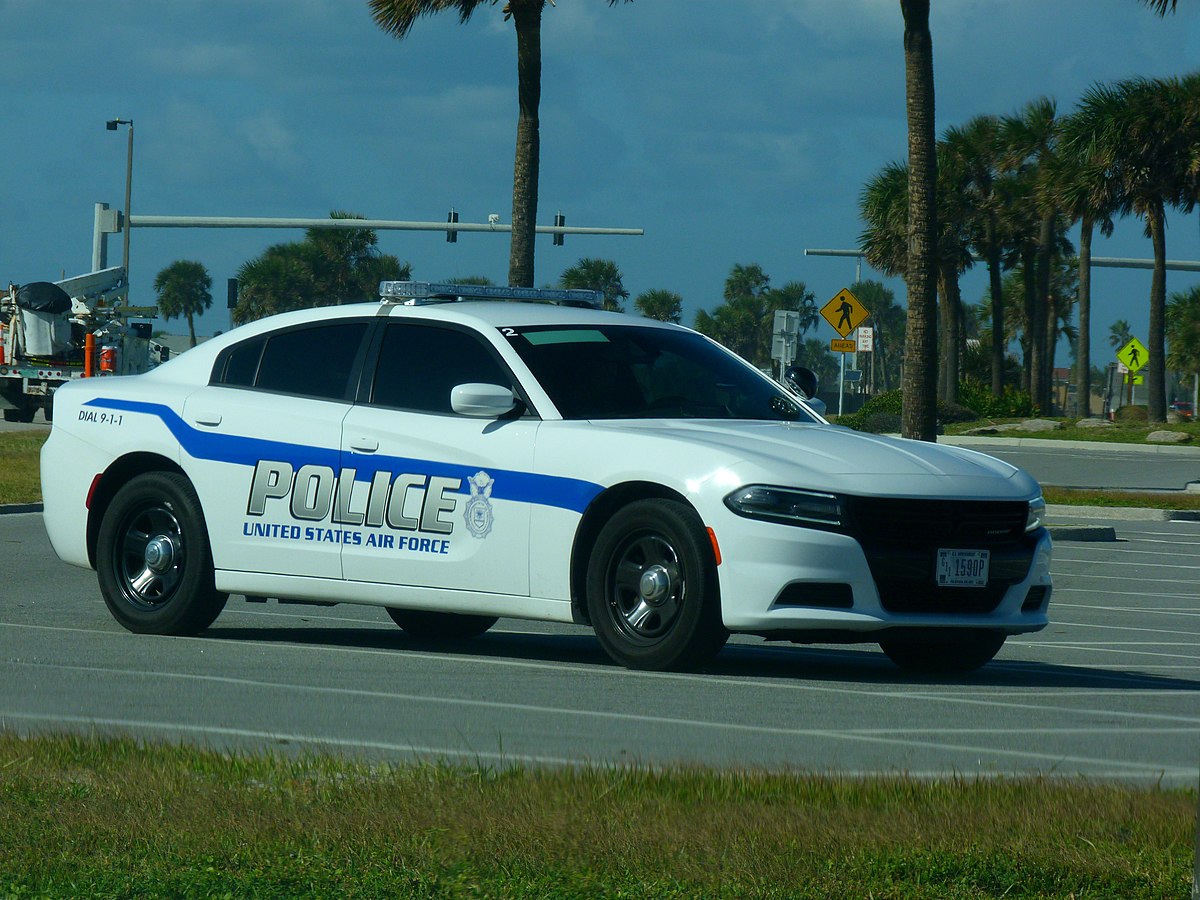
[
  {"left": 0, "top": 733, "right": 1193, "bottom": 898},
  {"left": 0, "top": 430, "right": 45, "bottom": 505}
]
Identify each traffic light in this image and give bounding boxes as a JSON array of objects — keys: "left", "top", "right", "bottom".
[
  {"left": 446, "top": 209, "right": 459, "bottom": 243},
  {"left": 553, "top": 211, "right": 565, "bottom": 246}
]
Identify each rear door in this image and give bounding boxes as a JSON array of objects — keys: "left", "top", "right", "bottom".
[{"left": 182, "top": 319, "right": 371, "bottom": 579}]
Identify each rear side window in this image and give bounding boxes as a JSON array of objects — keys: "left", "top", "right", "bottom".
[
  {"left": 214, "top": 322, "right": 369, "bottom": 401},
  {"left": 371, "top": 323, "right": 511, "bottom": 413},
  {"left": 221, "top": 337, "right": 264, "bottom": 387}
]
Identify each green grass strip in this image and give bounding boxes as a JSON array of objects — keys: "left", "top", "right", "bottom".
[{"left": 0, "top": 732, "right": 1194, "bottom": 898}]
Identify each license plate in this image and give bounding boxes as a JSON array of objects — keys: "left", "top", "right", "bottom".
[{"left": 936, "top": 548, "right": 990, "bottom": 587}]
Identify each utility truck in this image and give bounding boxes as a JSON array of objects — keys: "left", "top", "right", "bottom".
[{"left": 0, "top": 267, "right": 163, "bottom": 422}]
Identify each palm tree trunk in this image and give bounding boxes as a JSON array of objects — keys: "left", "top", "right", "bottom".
[
  {"left": 1044, "top": 300, "right": 1057, "bottom": 412},
  {"left": 1148, "top": 199, "right": 1167, "bottom": 422},
  {"left": 1021, "top": 246, "right": 1036, "bottom": 396},
  {"left": 186, "top": 313, "right": 197, "bottom": 349},
  {"left": 507, "top": 3, "right": 542, "bottom": 288},
  {"left": 900, "top": 0, "right": 938, "bottom": 441},
  {"left": 937, "top": 266, "right": 961, "bottom": 404},
  {"left": 987, "top": 241, "right": 1005, "bottom": 397},
  {"left": 1076, "top": 217, "right": 1093, "bottom": 416},
  {"left": 1033, "top": 213, "right": 1053, "bottom": 412}
]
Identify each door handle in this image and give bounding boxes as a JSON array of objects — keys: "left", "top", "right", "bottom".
[
  {"left": 191, "top": 412, "right": 222, "bottom": 427},
  {"left": 349, "top": 438, "right": 379, "bottom": 453}
]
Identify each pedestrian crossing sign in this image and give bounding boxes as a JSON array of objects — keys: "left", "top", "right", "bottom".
[
  {"left": 1116, "top": 337, "right": 1148, "bottom": 373},
  {"left": 820, "top": 288, "right": 869, "bottom": 339}
]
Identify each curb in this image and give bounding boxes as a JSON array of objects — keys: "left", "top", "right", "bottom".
[
  {"left": 0, "top": 503, "right": 43, "bottom": 515},
  {"left": 938, "top": 434, "right": 1200, "bottom": 455},
  {"left": 1045, "top": 503, "right": 1200, "bottom": 523},
  {"left": 1045, "top": 523, "right": 1117, "bottom": 542}
]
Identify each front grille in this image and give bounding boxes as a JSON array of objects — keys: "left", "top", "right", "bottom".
[
  {"left": 843, "top": 497, "right": 1036, "bottom": 615},
  {"left": 846, "top": 497, "right": 1028, "bottom": 545}
]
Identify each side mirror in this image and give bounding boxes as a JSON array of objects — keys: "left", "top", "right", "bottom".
[
  {"left": 783, "top": 365, "right": 819, "bottom": 400},
  {"left": 450, "top": 382, "right": 522, "bottom": 418}
]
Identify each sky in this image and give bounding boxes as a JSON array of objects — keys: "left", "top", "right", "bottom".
[{"left": 3, "top": 0, "right": 1200, "bottom": 365}]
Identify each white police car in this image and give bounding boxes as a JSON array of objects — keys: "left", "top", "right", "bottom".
[{"left": 41, "top": 282, "right": 1051, "bottom": 673}]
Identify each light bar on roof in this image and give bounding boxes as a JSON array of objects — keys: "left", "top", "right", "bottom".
[{"left": 378, "top": 280, "right": 603, "bottom": 308}]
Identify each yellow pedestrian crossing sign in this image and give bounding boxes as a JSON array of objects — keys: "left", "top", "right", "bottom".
[
  {"left": 1117, "top": 337, "right": 1148, "bottom": 373},
  {"left": 820, "top": 288, "right": 870, "bottom": 339}
]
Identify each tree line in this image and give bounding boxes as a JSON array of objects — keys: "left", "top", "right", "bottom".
[{"left": 861, "top": 70, "right": 1200, "bottom": 424}]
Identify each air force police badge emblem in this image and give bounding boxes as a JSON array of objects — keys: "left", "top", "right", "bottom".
[{"left": 464, "top": 471, "right": 495, "bottom": 539}]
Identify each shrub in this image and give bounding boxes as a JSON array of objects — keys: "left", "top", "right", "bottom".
[
  {"left": 957, "top": 378, "right": 1037, "bottom": 418},
  {"left": 836, "top": 382, "right": 1035, "bottom": 434},
  {"left": 1114, "top": 405, "right": 1149, "bottom": 424}
]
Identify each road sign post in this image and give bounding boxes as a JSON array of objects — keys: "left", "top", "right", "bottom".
[
  {"left": 1116, "top": 337, "right": 1148, "bottom": 408},
  {"left": 822, "top": 289, "right": 871, "bottom": 418}
]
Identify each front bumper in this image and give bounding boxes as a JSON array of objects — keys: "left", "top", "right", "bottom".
[{"left": 714, "top": 510, "right": 1052, "bottom": 638}]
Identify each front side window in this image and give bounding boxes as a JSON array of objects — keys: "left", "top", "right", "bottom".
[
  {"left": 370, "top": 323, "right": 513, "bottom": 414},
  {"left": 504, "top": 324, "right": 820, "bottom": 422}
]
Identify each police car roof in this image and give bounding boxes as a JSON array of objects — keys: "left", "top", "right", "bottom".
[{"left": 139, "top": 300, "right": 681, "bottom": 384}]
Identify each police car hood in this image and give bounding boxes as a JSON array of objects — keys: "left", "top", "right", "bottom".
[{"left": 588, "top": 420, "right": 1037, "bottom": 499}]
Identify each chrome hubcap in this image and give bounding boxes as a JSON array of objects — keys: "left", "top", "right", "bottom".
[{"left": 144, "top": 534, "right": 177, "bottom": 573}]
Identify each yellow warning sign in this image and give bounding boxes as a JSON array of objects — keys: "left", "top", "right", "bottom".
[
  {"left": 830, "top": 338, "right": 856, "bottom": 353},
  {"left": 1117, "top": 337, "right": 1148, "bottom": 373},
  {"left": 820, "top": 288, "right": 870, "bottom": 339}
]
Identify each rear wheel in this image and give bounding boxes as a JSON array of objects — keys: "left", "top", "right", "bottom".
[
  {"left": 2, "top": 402, "right": 35, "bottom": 423},
  {"left": 586, "top": 499, "right": 727, "bottom": 671},
  {"left": 386, "top": 608, "right": 497, "bottom": 640},
  {"left": 879, "top": 630, "right": 1006, "bottom": 675},
  {"left": 97, "top": 472, "right": 227, "bottom": 635}
]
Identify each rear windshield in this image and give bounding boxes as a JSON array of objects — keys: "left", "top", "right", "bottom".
[{"left": 503, "top": 324, "right": 819, "bottom": 422}]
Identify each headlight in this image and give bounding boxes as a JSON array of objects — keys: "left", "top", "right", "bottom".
[
  {"left": 724, "top": 485, "right": 844, "bottom": 528},
  {"left": 1026, "top": 496, "right": 1046, "bottom": 532}
]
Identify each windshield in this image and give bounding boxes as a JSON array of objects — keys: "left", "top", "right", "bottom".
[{"left": 502, "top": 323, "right": 821, "bottom": 422}]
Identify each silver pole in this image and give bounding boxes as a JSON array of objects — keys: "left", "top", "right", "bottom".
[{"left": 122, "top": 122, "right": 133, "bottom": 278}]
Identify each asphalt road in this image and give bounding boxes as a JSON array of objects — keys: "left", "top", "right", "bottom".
[
  {"left": 942, "top": 435, "right": 1200, "bottom": 492},
  {"left": 2, "top": 510, "right": 1197, "bottom": 783}
]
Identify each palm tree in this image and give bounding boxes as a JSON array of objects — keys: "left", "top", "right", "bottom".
[
  {"left": 153, "top": 260, "right": 212, "bottom": 348},
  {"left": 1051, "top": 110, "right": 1119, "bottom": 417},
  {"left": 858, "top": 161, "right": 909, "bottom": 281},
  {"left": 693, "top": 264, "right": 816, "bottom": 370},
  {"left": 1076, "top": 76, "right": 1194, "bottom": 422},
  {"left": 859, "top": 148, "right": 971, "bottom": 405},
  {"left": 1000, "top": 97, "right": 1062, "bottom": 413},
  {"left": 1108, "top": 318, "right": 1133, "bottom": 351},
  {"left": 1142, "top": 0, "right": 1178, "bottom": 13},
  {"left": 899, "top": 0, "right": 938, "bottom": 441},
  {"left": 942, "top": 115, "right": 1010, "bottom": 397},
  {"left": 369, "top": 0, "right": 630, "bottom": 288},
  {"left": 559, "top": 257, "right": 628, "bottom": 312},
  {"left": 934, "top": 137, "right": 978, "bottom": 405},
  {"left": 634, "top": 289, "right": 683, "bottom": 323},
  {"left": 1166, "top": 286, "right": 1200, "bottom": 375}
]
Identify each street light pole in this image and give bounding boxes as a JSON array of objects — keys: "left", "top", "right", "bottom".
[{"left": 106, "top": 118, "right": 134, "bottom": 284}]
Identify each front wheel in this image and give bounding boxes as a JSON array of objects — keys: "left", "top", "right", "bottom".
[
  {"left": 96, "top": 472, "right": 227, "bottom": 635},
  {"left": 386, "top": 608, "right": 498, "bottom": 640},
  {"left": 879, "top": 630, "right": 1006, "bottom": 675},
  {"left": 586, "top": 499, "right": 727, "bottom": 671}
]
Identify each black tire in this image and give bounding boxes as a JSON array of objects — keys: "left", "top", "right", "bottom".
[
  {"left": 586, "top": 498, "right": 727, "bottom": 671},
  {"left": 3, "top": 403, "right": 35, "bottom": 423},
  {"left": 96, "top": 472, "right": 228, "bottom": 635},
  {"left": 879, "top": 630, "right": 1006, "bottom": 675},
  {"left": 42, "top": 394, "right": 53, "bottom": 423},
  {"left": 386, "top": 608, "right": 498, "bottom": 640}
]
